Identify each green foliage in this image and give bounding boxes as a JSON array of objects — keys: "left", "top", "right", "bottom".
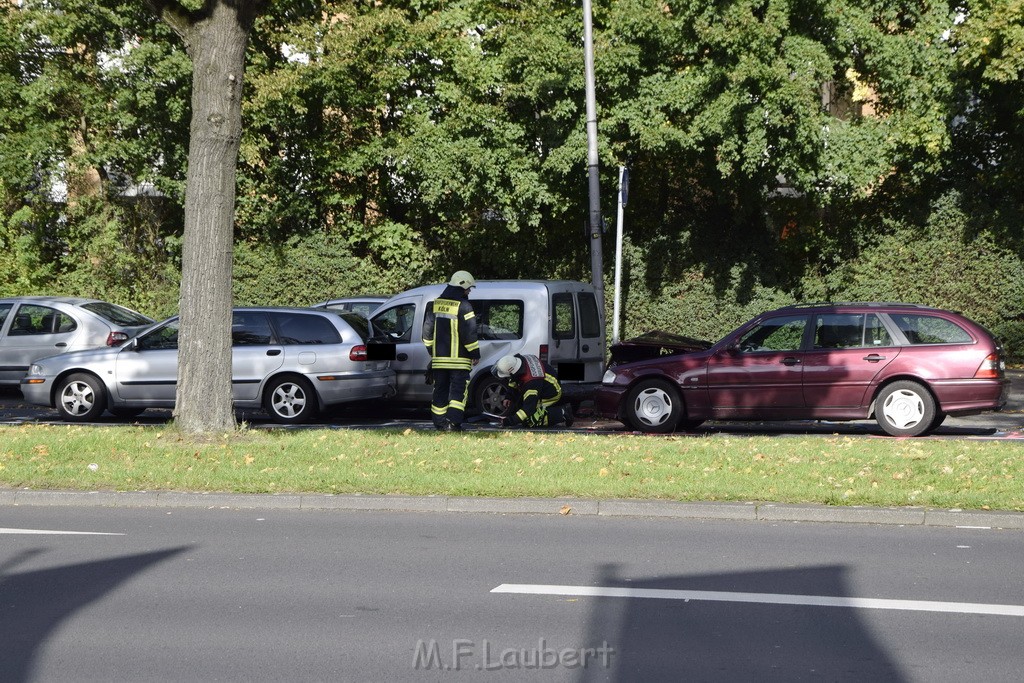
[
  {"left": 0, "top": 0, "right": 1021, "bottom": 367},
  {"left": 232, "top": 231, "right": 426, "bottom": 307}
]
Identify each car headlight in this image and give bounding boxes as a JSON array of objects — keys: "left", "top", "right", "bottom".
[
  {"left": 602, "top": 368, "right": 618, "bottom": 384},
  {"left": 28, "top": 364, "right": 44, "bottom": 376}
]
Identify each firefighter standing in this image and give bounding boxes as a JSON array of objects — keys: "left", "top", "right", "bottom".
[
  {"left": 422, "top": 271, "right": 480, "bottom": 431},
  {"left": 492, "top": 354, "right": 574, "bottom": 428}
]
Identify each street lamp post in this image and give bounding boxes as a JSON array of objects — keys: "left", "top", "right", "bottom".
[{"left": 582, "top": 0, "right": 604, "bottom": 314}]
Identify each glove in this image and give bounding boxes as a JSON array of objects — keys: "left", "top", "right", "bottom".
[
  {"left": 502, "top": 413, "right": 522, "bottom": 428},
  {"left": 424, "top": 360, "right": 434, "bottom": 385}
]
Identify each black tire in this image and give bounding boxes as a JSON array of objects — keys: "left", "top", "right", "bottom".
[
  {"left": 55, "top": 373, "right": 107, "bottom": 422},
  {"left": 623, "top": 379, "right": 684, "bottom": 433},
  {"left": 472, "top": 372, "right": 511, "bottom": 416},
  {"left": 875, "top": 381, "right": 936, "bottom": 437},
  {"left": 926, "top": 411, "right": 947, "bottom": 434},
  {"left": 110, "top": 407, "right": 146, "bottom": 419},
  {"left": 263, "top": 376, "right": 318, "bottom": 424}
]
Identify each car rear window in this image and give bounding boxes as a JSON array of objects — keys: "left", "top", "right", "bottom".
[
  {"left": 80, "top": 302, "right": 153, "bottom": 327},
  {"left": 888, "top": 313, "right": 973, "bottom": 345},
  {"left": 271, "top": 312, "right": 341, "bottom": 345},
  {"left": 336, "top": 311, "right": 369, "bottom": 341}
]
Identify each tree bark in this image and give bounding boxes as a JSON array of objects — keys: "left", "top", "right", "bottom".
[{"left": 167, "top": 0, "right": 258, "bottom": 433}]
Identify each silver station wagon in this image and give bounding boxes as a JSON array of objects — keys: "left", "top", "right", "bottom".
[
  {"left": 21, "top": 307, "right": 396, "bottom": 424},
  {"left": 0, "top": 296, "right": 154, "bottom": 385}
]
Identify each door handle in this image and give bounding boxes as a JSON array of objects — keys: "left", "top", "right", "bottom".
[
  {"left": 781, "top": 357, "right": 801, "bottom": 366},
  {"left": 266, "top": 349, "right": 282, "bottom": 356},
  {"left": 863, "top": 354, "right": 886, "bottom": 363},
  {"left": 582, "top": 344, "right": 589, "bottom": 352},
  {"left": 55, "top": 342, "right": 67, "bottom": 348},
  {"left": 397, "top": 353, "right": 408, "bottom": 361}
]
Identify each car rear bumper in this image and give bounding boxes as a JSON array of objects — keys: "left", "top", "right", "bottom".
[{"left": 931, "top": 377, "right": 1010, "bottom": 414}]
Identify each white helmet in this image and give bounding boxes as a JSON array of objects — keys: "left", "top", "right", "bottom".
[
  {"left": 493, "top": 355, "right": 522, "bottom": 378},
  {"left": 449, "top": 270, "right": 476, "bottom": 289}
]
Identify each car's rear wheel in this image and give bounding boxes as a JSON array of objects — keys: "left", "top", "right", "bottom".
[
  {"left": 624, "top": 379, "right": 683, "bottom": 433},
  {"left": 264, "top": 376, "right": 318, "bottom": 424},
  {"left": 875, "top": 381, "right": 936, "bottom": 437},
  {"left": 55, "top": 373, "right": 107, "bottom": 421}
]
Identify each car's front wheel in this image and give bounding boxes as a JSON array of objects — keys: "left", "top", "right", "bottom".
[
  {"left": 55, "top": 373, "right": 107, "bottom": 421},
  {"left": 473, "top": 372, "right": 511, "bottom": 416},
  {"left": 264, "top": 376, "right": 318, "bottom": 424},
  {"left": 875, "top": 381, "right": 936, "bottom": 437},
  {"left": 623, "top": 379, "right": 684, "bottom": 433}
]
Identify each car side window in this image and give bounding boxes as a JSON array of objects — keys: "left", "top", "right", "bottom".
[
  {"left": 737, "top": 315, "right": 808, "bottom": 352},
  {"left": 814, "top": 313, "right": 865, "bottom": 349},
  {"left": 889, "top": 313, "right": 973, "bottom": 345},
  {"left": 473, "top": 300, "right": 523, "bottom": 340},
  {"left": 232, "top": 311, "right": 273, "bottom": 346},
  {"left": 137, "top": 321, "right": 179, "bottom": 350},
  {"left": 271, "top": 312, "right": 341, "bottom": 345},
  {"left": 371, "top": 304, "right": 416, "bottom": 342},
  {"left": 864, "top": 313, "right": 893, "bottom": 347},
  {"left": 0, "top": 304, "right": 12, "bottom": 331},
  {"left": 7, "top": 305, "right": 69, "bottom": 336}
]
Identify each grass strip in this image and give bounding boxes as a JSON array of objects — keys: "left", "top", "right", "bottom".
[{"left": 0, "top": 424, "right": 1021, "bottom": 511}]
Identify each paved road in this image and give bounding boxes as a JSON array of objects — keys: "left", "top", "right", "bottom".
[
  {"left": 2, "top": 372, "right": 1022, "bottom": 439},
  {"left": 3, "top": 505, "right": 1023, "bottom": 682}
]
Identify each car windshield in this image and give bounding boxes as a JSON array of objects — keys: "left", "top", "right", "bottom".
[{"left": 80, "top": 302, "right": 153, "bottom": 326}]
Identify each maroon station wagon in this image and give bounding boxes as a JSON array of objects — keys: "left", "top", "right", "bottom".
[{"left": 595, "top": 303, "right": 1010, "bottom": 436}]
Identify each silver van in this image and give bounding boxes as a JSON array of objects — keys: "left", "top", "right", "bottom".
[{"left": 369, "top": 280, "right": 605, "bottom": 413}]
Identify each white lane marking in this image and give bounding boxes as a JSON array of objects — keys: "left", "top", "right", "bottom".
[
  {"left": 0, "top": 527, "right": 124, "bottom": 536},
  {"left": 491, "top": 583, "right": 1024, "bottom": 617}
]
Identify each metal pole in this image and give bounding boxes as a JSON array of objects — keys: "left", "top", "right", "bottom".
[
  {"left": 612, "top": 165, "right": 626, "bottom": 345},
  {"left": 582, "top": 0, "right": 604, "bottom": 314}
]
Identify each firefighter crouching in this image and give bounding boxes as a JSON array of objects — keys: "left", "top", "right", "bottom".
[{"left": 492, "top": 354, "right": 574, "bottom": 428}]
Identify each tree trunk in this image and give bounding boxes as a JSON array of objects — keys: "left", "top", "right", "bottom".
[{"left": 172, "top": 2, "right": 255, "bottom": 433}]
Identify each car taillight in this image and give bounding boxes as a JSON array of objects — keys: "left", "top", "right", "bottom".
[
  {"left": 107, "top": 331, "right": 129, "bottom": 347},
  {"left": 350, "top": 345, "right": 368, "bottom": 361},
  {"left": 539, "top": 344, "right": 548, "bottom": 362},
  {"left": 974, "top": 353, "right": 1002, "bottom": 379}
]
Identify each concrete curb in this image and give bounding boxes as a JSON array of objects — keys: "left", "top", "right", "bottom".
[{"left": 3, "top": 489, "right": 1023, "bottom": 529}]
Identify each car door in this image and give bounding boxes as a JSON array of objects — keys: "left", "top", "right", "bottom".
[
  {"left": 0, "top": 303, "right": 15, "bottom": 383},
  {"left": 705, "top": 314, "right": 810, "bottom": 418},
  {"left": 370, "top": 296, "right": 431, "bottom": 402},
  {"left": 114, "top": 320, "right": 180, "bottom": 403},
  {"left": 801, "top": 312, "right": 900, "bottom": 410},
  {"left": 231, "top": 311, "right": 283, "bottom": 401},
  {"left": 0, "top": 304, "right": 81, "bottom": 382},
  {"left": 548, "top": 289, "right": 605, "bottom": 383}
]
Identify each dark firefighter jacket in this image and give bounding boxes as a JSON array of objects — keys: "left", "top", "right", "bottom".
[{"left": 422, "top": 284, "right": 480, "bottom": 371}]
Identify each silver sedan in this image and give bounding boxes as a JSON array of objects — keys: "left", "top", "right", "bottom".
[{"left": 21, "top": 307, "right": 396, "bottom": 424}]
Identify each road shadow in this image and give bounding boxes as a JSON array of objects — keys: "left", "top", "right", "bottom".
[
  {"left": 577, "top": 563, "right": 904, "bottom": 682},
  {"left": 0, "top": 546, "right": 191, "bottom": 683}
]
